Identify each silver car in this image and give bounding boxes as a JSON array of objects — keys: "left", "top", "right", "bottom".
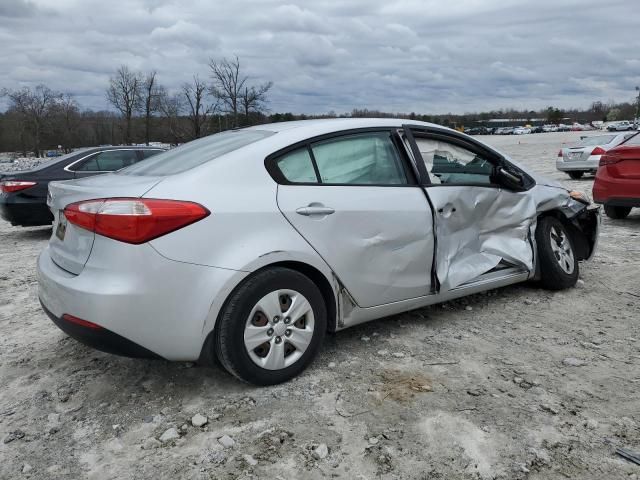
[
  {"left": 557, "top": 132, "right": 636, "bottom": 179},
  {"left": 38, "top": 119, "right": 599, "bottom": 385}
]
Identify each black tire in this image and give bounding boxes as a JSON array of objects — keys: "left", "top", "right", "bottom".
[
  {"left": 536, "top": 216, "right": 579, "bottom": 290},
  {"left": 568, "top": 171, "right": 583, "bottom": 179},
  {"left": 604, "top": 205, "right": 631, "bottom": 219},
  {"left": 214, "top": 267, "right": 326, "bottom": 385}
]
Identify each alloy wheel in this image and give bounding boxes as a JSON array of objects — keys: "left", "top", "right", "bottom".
[{"left": 549, "top": 226, "right": 575, "bottom": 274}]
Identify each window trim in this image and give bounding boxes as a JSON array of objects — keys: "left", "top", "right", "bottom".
[
  {"left": 265, "top": 128, "right": 417, "bottom": 187},
  {"left": 405, "top": 126, "right": 535, "bottom": 190},
  {"left": 64, "top": 148, "right": 156, "bottom": 173}
]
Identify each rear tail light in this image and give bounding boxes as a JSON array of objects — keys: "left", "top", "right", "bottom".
[
  {"left": 0, "top": 181, "right": 37, "bottom": 193},
  {"left": 64, "top": 198, "right": 210, "bottom": 244},
  {"left": 557, "top": 150, "right": 563, "bottom": 157},
  {"left": 590, "top": 146, "right": 606, "bottom": 156},
  {"left": 599, "top": 153, "right": 620, "bottom": 166}
]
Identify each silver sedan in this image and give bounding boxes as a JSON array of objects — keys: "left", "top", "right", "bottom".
[
  {"left": 557, "top": 132, "right": 636, "bottom": 179},
  {"left": 38, "top": 119, "right": 599, "bottom": 385}
]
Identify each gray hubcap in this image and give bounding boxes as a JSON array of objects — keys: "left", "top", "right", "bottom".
[
  {"left": 244, "top": 289, "right": 315, "bottom": 370},
  {"left": 549, "top": 226, "right": 575, "bottom": 274}
]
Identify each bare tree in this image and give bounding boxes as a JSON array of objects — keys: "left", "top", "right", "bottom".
[
  {"left": 142, "top": 71, "right": 162, "bottom": 145},
  {"left": 241, "top": 81, "right": 273, "bottom": 121},
  {"left": 208, "top": 56, "right": 272, "bottom": 127},
  {"left": 183, "top": 75, "right": 216, "bottom": 140},
  {"left": 106, "top": 65, "right": 142, "bottom": 144},
  {"left": 6, "top": 85, "right": 62, "bottom": 157},
  {"left": 51, "top": 94, "right": 80, "bottom": 152},
  {"left": 158, "top": 88, "right": 186, "bottom": 145}
]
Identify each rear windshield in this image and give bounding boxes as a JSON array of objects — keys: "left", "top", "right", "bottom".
[
  {"left": 622, "top": 132, "right": 640, "bottom": 146},
  {"left": 119, "top": 130, "right": 274, "bottom": 176},
  {"left": 577, "top": 135, "right": 616, "bottom": 147}
]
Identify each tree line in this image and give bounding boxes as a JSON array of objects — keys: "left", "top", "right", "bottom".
[
  {"left": 1, "top": 56, "right": 273, "bottom": 157},
  {"left": 1, "top": 56, "right": 639, "bottom": 157}
]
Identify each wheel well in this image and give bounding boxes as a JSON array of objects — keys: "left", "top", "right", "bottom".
[
  {"left": 537, "top": 210, "right": 590, "bottom": 260},
  {"left": 197, "top": 260, "right": 339, "bottom": 366},
  {"left": 267, "top": 261, "right": 338, "bottom": 333}
]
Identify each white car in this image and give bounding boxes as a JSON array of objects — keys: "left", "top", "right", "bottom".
[
  {"left": 557, "top": 132, "right": 636, "bottom": 179},
  {"left": 542, "top": 125, "right": 558, "bottom": 133},
  {"left": 607, "top": 121, "right": 635, "bottom": 132},
  {"left": 38, "top": 119, "right": 599, "bottom": 385},
  {"left": 513, "top": 127, "right": 532, "bottom": 135}
]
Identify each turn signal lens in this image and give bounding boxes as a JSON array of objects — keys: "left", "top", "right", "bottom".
[
  {"left": 64, "top": 198, "right": 210, "bottom": 244},
  {"left": 569, "top": 190, "right": 590, "bottom": 204}
]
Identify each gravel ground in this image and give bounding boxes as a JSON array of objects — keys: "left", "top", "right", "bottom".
[{"left": 1, "top": 131, "right": 639, "bottom": 479}]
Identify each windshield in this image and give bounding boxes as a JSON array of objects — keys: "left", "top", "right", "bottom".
[
  {"left": 577, "top": 135, "right": 616, "bottom": 147},
  {"left": 119, "top": 130, "right": 274, "bottom": 176}
]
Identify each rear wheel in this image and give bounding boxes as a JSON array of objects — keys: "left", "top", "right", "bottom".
[
  {"left": 536, "top": 216, "right": 579, "bottom": 290},
  {"left": 568, "top": 171, "right": 583, "bottom": 179},
  {"left": 604, "top": 205, "right": 631, "bottom": 219},
  {"left": 214, "top": 267, "right": 326, "bottom": 385}
]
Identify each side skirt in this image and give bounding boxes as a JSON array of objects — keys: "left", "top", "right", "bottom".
[{"left": 338, "top": 267, "right": 530, "bottom": 330}]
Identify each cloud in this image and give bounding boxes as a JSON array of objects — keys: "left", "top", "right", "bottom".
[{"left": 0, "top": 0, "right": 637, "bottom": 114}]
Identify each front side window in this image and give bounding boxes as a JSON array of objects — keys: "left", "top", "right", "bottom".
[
  {"left": 415, "top": 138, "right": 494, "bottom": 185},
  {"left": 73, "top": 150, "right": 138, "bottom": 172},
  {"left": 310, "top": 132, "right": 407, "bottom": 185}
]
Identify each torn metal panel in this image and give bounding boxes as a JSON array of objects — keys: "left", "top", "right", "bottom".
[{"left": 425, "top": 186, "right": 539, "bottom": 290}]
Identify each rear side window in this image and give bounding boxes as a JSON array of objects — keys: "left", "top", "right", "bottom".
[
  {"left": 142, "top": 149, "right": 164, "bottom": 158},
  {"left": 310, "top": 132, "right": 407, "bottom": 185},
  {"left": 120, "top": 130, "right": 274, "bottom": 176},
  {"left": 73, "top": 150, "right": 138, "bottom": 172},
  {"left": 276, "top": 149, "right": 318, "bottom": 183},
  {"left": 623, "top": 132, "right": 640, "bottom": 146}
]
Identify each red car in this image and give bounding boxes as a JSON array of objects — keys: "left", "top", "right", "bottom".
[{"left": 593, "top": 132, "right": 640, "bottom": 219}]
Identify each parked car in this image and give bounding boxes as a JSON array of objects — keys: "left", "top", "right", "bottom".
[
  {"left": 495, "top": 127, "right": 514, "bottom": 135},
  {"left": 542, "top": 124, "right": 558, "bottom": 133},
  {"left": 607, "top": 121, "right": 635, "bottom": 132},
  {"left": 37, "top": 119, "right": 599, "bottom": 385},
  {"left": 531, "top": 126, "right": 544, "bottom": 133},
  {"left": 593, "top": 132, "right": 640, "bottom": 219},
  {"left": 557, "top": 132, "right": 636, "bottom": 179},
  {"left": 557, "top": 124, "right": 571, "bottom": 132},
  {"left": 0, "top": 146, "right": 165, "bottom": 226},
  {"left": 513, "top": 127, "right": 532, "bottom": 135}
]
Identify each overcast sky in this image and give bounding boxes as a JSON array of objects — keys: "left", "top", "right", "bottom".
[{"left": 1, "top": 0, "right": 638, "bottom": 115}]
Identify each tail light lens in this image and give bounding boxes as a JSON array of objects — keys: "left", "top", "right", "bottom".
[
  {"left": 64, "top": 198, "right": 210, "bottom": 244},
  {"left": 599, "top": 153, "right": 620, "bottom": 166},
  {"left": 590, "top": 146, "right": 606, "bottom": 156},
  {"left": 557, "top": 149, "right": 563, "bottom": 157},
  {"left": 0, "top": 181, "right": 37, "bottom": 193}
]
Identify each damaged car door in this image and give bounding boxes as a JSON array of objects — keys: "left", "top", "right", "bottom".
[
  {"left": 274, "top": 130, "right": 435, "bottom": 308},
  {"left": 404, "top": 128, "right": 537, "bottom": 291}
]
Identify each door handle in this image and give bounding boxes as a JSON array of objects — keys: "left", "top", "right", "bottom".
[{"left": 296, "top": 206, "right": 335, "bottom": 216}]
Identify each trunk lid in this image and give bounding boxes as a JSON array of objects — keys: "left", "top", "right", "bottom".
[{"left": 47, "top": 173, "right": 164, "bottom": 274}]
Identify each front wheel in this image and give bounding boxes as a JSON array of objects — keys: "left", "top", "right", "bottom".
[
  {"left": 604, "top": 205, "right": 631, "bottom": 219},
  {"left": 568, "top": 171, "right": 583, "bottom": 179},
  {"left": 214, "top": 267, "right": 326, "bottom": 385},
  {"left": 536, "top": 216, "right": 579, "bottom": 290}
]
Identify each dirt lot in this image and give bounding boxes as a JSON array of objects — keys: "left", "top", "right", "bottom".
[{"left": 1, "top": 131, "right": 639, "bottom": 479}]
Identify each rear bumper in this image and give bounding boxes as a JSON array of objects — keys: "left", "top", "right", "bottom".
[
  {"left": 37, "top": 240, "right": 245, "bottom": 361},
  {"left": 593, "top": 171, "right": 640, "bottom": 205},
  {"left": 0, "top": 196, "right": 53, "bottom": 226},
  {"left": 556, "top": 157, "right": 599, "bottom": 172},
  {"left": 40, "top": 302, "right": 161, "bottom": 358}
]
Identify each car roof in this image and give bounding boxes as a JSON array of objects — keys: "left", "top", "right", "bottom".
[{"left": 245, "top": 118, "right": 443, "bottom": 134}]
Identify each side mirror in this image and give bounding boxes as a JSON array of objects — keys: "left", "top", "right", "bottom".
[{"left": 497, "top": 166, "right": 525, "bottom": 190}]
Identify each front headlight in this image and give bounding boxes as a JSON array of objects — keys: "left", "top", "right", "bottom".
[{"left": 569, "top": 190, "right": 591, "bottom": 205}]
